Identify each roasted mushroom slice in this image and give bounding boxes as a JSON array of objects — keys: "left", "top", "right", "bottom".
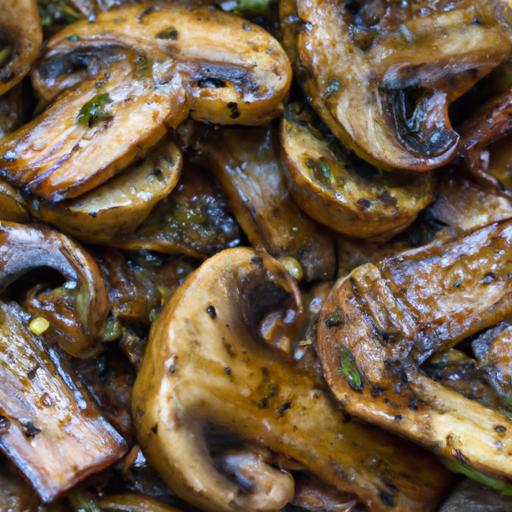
[
  {"left": 30, "top": 138, "right": 183, "bottom": 243},
  {"left": 280, "top": 0, "right": 512, "bottom": 171},
  {"left": 0, "top": 221, "right": 109, "bottom": 357},
  {"left": 317, "top": 220, "right": 512, "bottom": 480},
  {"left": 0, "top": 59, "right": 187, "bottom": 202},
  {"left": 115, "top": 167, "right": 241, "bottom": 259},
  {"left": 133, "top": 247, "right": 451, "bottom": 512},
  {"left": 280, "top": 103, "right": 435, "bottom": 239},
  {"left": 183, "top": 122, "right": 335, "bottom": 281},
  {"left": 0, "top": 300, "right": 126, "bottom": 502},
  {"left": 0, "top": 0, "right": 42, "bottom": 96},
  {"left": 33, "top": 1, "right": 292, "bottom": 125}
]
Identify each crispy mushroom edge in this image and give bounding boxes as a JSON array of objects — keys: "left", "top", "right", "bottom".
[{"left": 132, "top": 247, "right": 452, "bottom": 512}]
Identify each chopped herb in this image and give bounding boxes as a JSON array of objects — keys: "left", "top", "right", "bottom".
[
  {"left": 280, "top": 256, "right": 304, "bottom": 281},
  {"left": 306, "top": 158, "right": 333, "bottom": 184},
  {"left": 66, "top": 34, "right": 81, "bottom": 41},
  {"left": 29, "top": 317, "right": 50, "bottom": 336},
  {"left": 221, "top": 0, "right": 276, "bottom": 15},
  {"left": 0, "top": 45, "right": 12, "bottom": 68},
  {"left": 68, "top": 490, "right": 101, "bottom": 512},
  {"left": 149, "top": 308, "right": 160, "bottom": 323},
  {"left": 101, "top": 318, "right": 122, "bottom": 342},
  {"left": 77, "top": 93, "right": 112, "bottom": 127},
  {"left": 156, "top": 27, "right": 179, "bottom": 40},
  {"left": 324, "top": 308, "right": 344, "bottom": 328},
  {"left": 442, "top": 458, "right": 512, "bottom": 496},
  {"left": 339, "top": 348, "right": 364, "bottom": 391}
]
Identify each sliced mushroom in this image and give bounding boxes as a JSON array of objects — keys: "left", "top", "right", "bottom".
[
  {"left": 0, "top": 221, "right": 109, "bottom": 357},
  {"left": 114, "top": 166, "right": 241, "bottom": 258},
  {"left": 33, "top": 1, "right": 291, "bottom": 125},
  {"left": 0, "top": 178, "right": 29, "bottom": 222},
  {"left": 0, "top": 58, "right": 187, "bottom": 202},
  {"left": 317, "top": 220, "right": 512, "bottom": 480},
  {"left": 132, "top": 247, "right": 451, "bottom": 512},
  {"left": 182, "top": 121, "right": 335, "bottom": 281},
  {"left": 280, "top": 0, "right": 512, "bottom": 171},
  {"left": 280, "top": 103, "right": 435, "bottom": 240},
  {"left": 0, "top": 300, "right": 126, "bottom": 502},
  {"left": 98, "top": 494, "right": 183, "bottom": 512},
  {"left": 0, "top": 0, "right": 42, "bottom": 96},
  {"left": 30, "top": 138, "right": 183, "bottom": 243}
]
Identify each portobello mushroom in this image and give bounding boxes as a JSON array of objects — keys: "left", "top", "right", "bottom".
[
  {"left": 114, "top": 166, "right": 241, "bottom": 259},
  {"left": 280, "top": 103, "right": 435, "bottom": 240},
  {"left": 182, "top": 121, "right": 336, "bottom": 281},
  {"left": 317, "top": 220, "right": 512, "bottom": 480},
  {"left": 0, "top": 221, "right": 109, "bottom": 357},
  {"left": 0, "top": 0, "right": 43, "bottom": 96},
  {"left": 280, "top": 0, "right": 512, "bottom": 171},
  {"left": 0, "top": 60, "right": 187, "bottom": 202},
  {"left": 30, "top": 138, "right": 183, "bottom": 243},
  {"left": 33, "top": 1, "right": 292, "bottom": 126},
  {"left": 0, "top": 300, "right": 126, "bottom": 502},
  {"left": 132, "top": 247, "right": 451, "bottom": 512}
]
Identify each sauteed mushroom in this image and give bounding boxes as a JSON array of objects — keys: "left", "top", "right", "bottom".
[
  {"left": 317, "top": 220, "right": 512, "bottom": 480},
  {"left": 0, "top": 300, "right": 126, "bottom": 502},
  {"left": 33, "top": 1, "right": 292, "bottom": 125},
  {"left": 280, "top": 0, "right": 512, "bottom": 171},
  {"left": 0, "top": 221, "right": 109, "bottom": 357},
  {"left": 280, "top": 103, "right": 435, "bottom": 240},
  {"left": 133, "top": 247, "right": 451, "bottom": 512},
  {"left": 0, "top": 0, "right": 42, "bottom": 96},
  {"left": 182, "top": 121, "right": 336, "bottom": 281}
]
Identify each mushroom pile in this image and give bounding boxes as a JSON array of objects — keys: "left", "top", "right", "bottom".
[{"left": 1, "top": 1, "right": 512, "bottom": 511}]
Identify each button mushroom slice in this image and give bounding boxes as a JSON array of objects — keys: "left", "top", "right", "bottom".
[
  {"left": 0, "top": 0, "right": 42, "bottom": 96},
  {"left": 280, "top": 0, "right": 512, "bottom": 171},
  {"left": 182, "top": 121, "right": 336, "bottom": 281},
  {"left": 0, "top": 58, "right": 188, "bottom": 202},
  {"left": 29, "top": 138, "right": 183, "bottom": 244},
  {"left": 0, "top": 220, "right": 109, "bottom": 357},
  {"left": 33, "top": 1, "right": 292, "bottom": 126},
  {"left": 114, "top": 166, "right": 241, "bottom": 259},
  {"left": 317, "top": 220, "right": 512, "bottom": 480},
  {"left": 280, "top": 103, "right": 435, "bottom": 240},
  {"left": 132, "top": 247, "right": 452, "bottom": 512},
  {"left": 0, "top": 300, "right": 126, "bottom": 503}
]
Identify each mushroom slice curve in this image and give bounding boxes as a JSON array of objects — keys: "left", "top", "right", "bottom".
[
  {"left": 0, "top": 0, "right": 42, "bottom": 96},
  {"left": 0, "top": 300, "right": 126, "bottom": 502},
  {"left": 182, "top": 121, "right": 336, "bottom": 281},
  {"left": 280, "top": 103, "right": 435, "bottom": 240},
  {"left": 280, "top": 0, "right": 512, "bottom": 171},
  {"left": 33, "top": 1, "right": 292, "bottom": 126},
  {"left": 0, "top": 220, "right": 109, "bottom": 357},
  {"left": 114, "top": 166, "right": 241, "bottom": 259},
  {"left": 30, "top": 138, "right": 183, "bottom": 244},
  {"left": 132, "top": 247, "right": 451, "bottom": 512},
  {"left": 0, "top": 58, "right": 188, "bottom": 202},
  {"left": 317, "top": 220, "right": 512, "bottom": 480}
]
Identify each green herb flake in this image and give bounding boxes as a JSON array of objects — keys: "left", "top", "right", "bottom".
[
  {"left": 319, "top": 161, "right": 332, "bottom": 181},
  {"left": 66, "top": 34, "right": 81, "bottom": 42},
  {"left": 339, "top": 348, "right": 364, "bottom": 391},
  {"left": 149, "top": 307, "right": 160, "bottom": 323},
  {"left": 101, "top": 317, "right": 122, "bottom": 342},
  {"left": 77, "top": 93, "right": 112, "bottom": 127},
  {"left": 68, "top": 490, "right": 101, "bottom": 512},
  {"left": 324, "top": 308, "right": 344, "bottom": 328},
  {"left": 156, "top": 27, "right": 179, "bottom": 40}
]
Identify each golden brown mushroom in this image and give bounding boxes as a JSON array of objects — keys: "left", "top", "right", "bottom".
[
  {"left": 0, "top": 0, "right": 42, "bottom": 96},
  {"left": 317, "top": 220, "right": 512, "bottom": 481},
  {"left": 280, "top": 103, "right": 435, "bottom": 240},
  {"left": 133, "top": 247, "right": 451, "bottom": 512},
  {"left": 33, "top": 1, "right": 292, "bottom": 126},
  {"left": 280, "top": 0, "right": 512, "bottom": 171}
]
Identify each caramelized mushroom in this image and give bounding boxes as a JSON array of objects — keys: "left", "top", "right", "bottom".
[
  {"left": 0, "top": 0, "right": 42, "bottom": 96},
  {"left": 30, "top": 138, "right": 183, "bottom": 243},
  {"left": 0, "top": 221, "right": 109, "bottom": 357},
  {"left": 280, "top": 103, "right": 435, "bottom": 240},
  {"left": 133, "top": 247, "right": 451, "bottom": 512},
  {"left": 182, "top": 121, "right": 336, "bottom": 281},
  {"left": 317, "top": 220, "right": 512, "bottom": 480},
  {"left": 0, "top": 301, "right": 126, "bottom": 502},
  {"left": 33, "top": 1, "right": 292, "bottom": 125},
  {"left": 280, "top": 0, "right": 512, "bottom": 171},
  {"left": 0, "top": 59, "right": 187, "bottom": 202}
]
